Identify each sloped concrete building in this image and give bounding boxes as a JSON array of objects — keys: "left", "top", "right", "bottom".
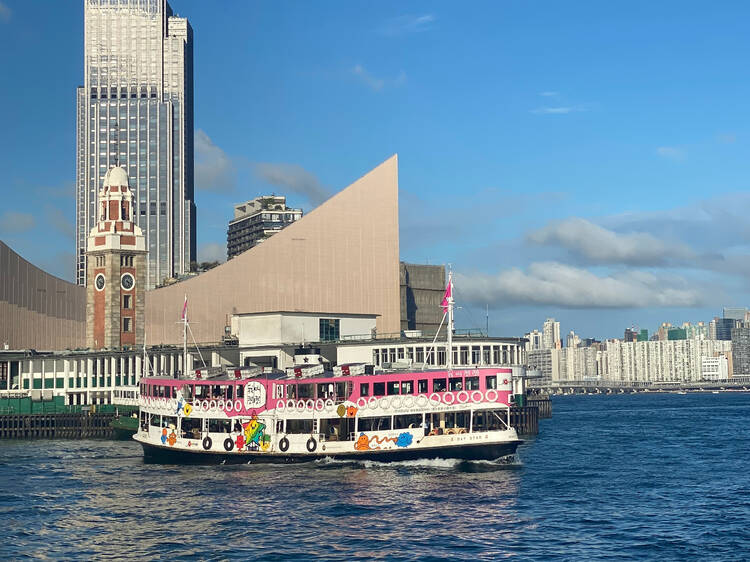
[{"left": 144, "top": 155, "right": 402, "bottom": 345}]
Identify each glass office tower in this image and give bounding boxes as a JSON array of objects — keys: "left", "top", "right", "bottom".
[{"left": 76, "top": 0, "right": 196, "bottom": 289}]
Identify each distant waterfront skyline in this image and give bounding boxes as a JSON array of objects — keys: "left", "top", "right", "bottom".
[{"left": 1, "top": 1, "right": 750, "bottom": 339}]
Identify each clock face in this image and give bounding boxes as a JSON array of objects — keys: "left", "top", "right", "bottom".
[
  {"left": 94, "top": 274, "right": 105, "bottom": 291},
  {"left": 121, "top": 273, "right": 135, "bottom": 290}
]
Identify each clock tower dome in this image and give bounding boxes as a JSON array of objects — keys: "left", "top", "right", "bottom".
[{"left": 86, "top": 165, "right": 146, "bottom": 349}]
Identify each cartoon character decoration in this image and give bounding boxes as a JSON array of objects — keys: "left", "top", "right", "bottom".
[
  {"left": 183, "top": 403, "right": 193, "bottom": 417},
  {"left": 161, "top": 428, "right": 168, "bottom": 444},
  {"left": 242, "top": 415, "right": 271, "bottom": 451},
  {"left": 337, "top": 404, "right": 358, "bottom": 418},
  {"left": 175, "top": 387, "right": 185, "bottom": 415},
  {"left": 355, "top": 432, "right": 413, "bottom": 451},
  {"left": 167, "top": 430, "right": 177, "bottom": 446},
  {"left": 235, "top": 433, "right": 246, "bottom": 451}
]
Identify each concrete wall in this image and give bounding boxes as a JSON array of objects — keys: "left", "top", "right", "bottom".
[
  {"left": 400, "top": 262, "right": 445, "bottom": 334},
  {"left": 0, "top": 241, "right": 86, "bottom": 350},
  {"left": 146, "top": 155, "right": 401, "bottom": 345},
  {"left": 232, "top": 312, "right": 377, "bottom": 347}
]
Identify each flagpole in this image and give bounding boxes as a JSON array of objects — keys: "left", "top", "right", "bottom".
[
  {"left": 183, "top": 294, "right": 188, "bottom": 377},
  {"left": 446, "top": 269, "right": 453, "bottom": 371}
]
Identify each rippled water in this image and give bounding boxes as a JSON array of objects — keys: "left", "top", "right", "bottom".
[{"left": 1, "top": 392, "right": 749, "bottom": 560}]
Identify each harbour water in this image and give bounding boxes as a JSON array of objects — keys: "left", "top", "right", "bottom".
[{"left": 1, "top": 392, "right": 749, "bottom": 560}]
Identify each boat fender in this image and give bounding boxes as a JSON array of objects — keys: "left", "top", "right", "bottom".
[
  {"left": 202, "top": 436, "right": 212, "bottom": 450},
  {"left": 279, "top": 437, "right": 290, "bottom": 452},
  {"left": 224, "top": 437, "right": 234, "bottom": 452},
  {"left": 471, "top": 390, "right": 483, "bottom": 403},
  {"left": 306, "top": 437, "right": 317, "bottom": 453},
  {"left": 486, "top": 389, "right": 498, "bottom": 402}
]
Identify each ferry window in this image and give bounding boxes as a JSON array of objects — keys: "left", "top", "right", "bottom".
[
  {"left": 316, "top": 383, "right": 328, "bottom": 399},
  {"left": 373, "top": 382, "right": 385, "bottom": 396},
  {"left": 445, "top": 411, "right": 470, "bottom": 431},
  {"left": 394, "top": 414, "right": 422, "bottom": 429},
  {"left": 437, "top": 348, "right": 446, "bottom": 365},
  {"left": 486, "top": 376, "right": 497, "bottom": 390},
  {"left": 386, "top": 381, "right": 399, "bottom": 395},
  {"left": 417, "top": 379, "right": 428, "bottom": 393},
  {"left": 150, "top": 414, "right": 160, "bottom": 427},
  {"left": 181, "top": 385, "right": 194, "bottom": 401},
  {"left": 236, "top": 385, "right": 244, "bottom": 399},
  {"left": 487, "top": 409, "right": 508, "bottom": 430},
  {"left": 472, "top": 346, "right": 481, "bottom": 365},
  {"left": 460, "top": 346, "right": 469, "bottom": 365},
  {"left": 288, "top": 385, "right": 297, "bottom": 399},
  {"left": 195, "top": 385, "right": 209, "bottom": 399},
  {"left": 493, "top": 346, "right": 500, "bottom": 364},
  {"left": 181, "top": 418, "right": 202, "bottom": 438},
  {"left": 449, "top": 378, "right": 463, "bottom": 391},
  {"left": 472, "top": 411, "right": 488, "bottom": 432},
  {"left": 360, "top": 383, "right": 370, "bottom": 397},
  {"left": 358, "top": 416, "right": 391, "bottom": 431},
  {"left": 211, "top": 386, "right": 223, "bottom": 399},
  {"left": 433, "top": 378, "right": 447, "bottom": 392},
  {"left": 335, "top": 382, "right": 347, "bottom": 398},
  {"left": 466, "top": 377, "right": 480, "bottom": 390},
  {"left": 208, "top": 419, "right": 232, "bottom": 433},
  {"left": 401, "top": 381, "right": 413, "bottom": 394},
  {"left": 162, "top": 416, "right": 177, "bottom": 429},
  {"left": 274, "top": 385, "right": 284, "bottom": 399},
  {"left": 298, "top": 384, "right": 313, "bottom": 399},
  {"left": 227, "top": 385, "right": 234, "bottom": 400},
  {"left": 483, "top": 348, "right": 491, "bottom": 365},
  {"left": 373, "top": 349, "right": 380, "bottom": 365},
  {"left": 416, "top": 347, "right": 424, "bottom": 363},
  {"left": 287, "top": 419, "right": 313, "bottom": 434}
]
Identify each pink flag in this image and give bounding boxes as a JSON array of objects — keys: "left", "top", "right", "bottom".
[
  {"left": 440, "top": 281, "right": 452, "bottom": 313},
  {"left": 181, "top": 295, "right": 188, "bottom": 320}
]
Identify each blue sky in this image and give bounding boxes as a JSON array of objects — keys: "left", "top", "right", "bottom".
[{"left": 1, "top": 1, "right": 749, "bottom": 340}]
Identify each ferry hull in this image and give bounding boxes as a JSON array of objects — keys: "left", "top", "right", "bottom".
[{"left": 139, "top": 439, "right": 522, "bottom": 465}]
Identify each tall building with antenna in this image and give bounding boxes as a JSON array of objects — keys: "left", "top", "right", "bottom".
[{"left": 75, "top": 0, "right": 196, "bottom": 289}]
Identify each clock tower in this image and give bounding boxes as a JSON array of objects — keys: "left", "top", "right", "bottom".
[{"left": 86, "top": 165, "right": 146, "bottom": 349}]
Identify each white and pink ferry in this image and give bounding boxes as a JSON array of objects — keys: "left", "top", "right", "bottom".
[{"left": 134, "top": 365, "right": 521, "bottom": 464}]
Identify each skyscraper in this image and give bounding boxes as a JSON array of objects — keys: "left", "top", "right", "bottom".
[
  {"left": 542, "top": 318, "right": 561, "bottom": 349},
  {"left": 76, "top": 0, "right": 196, "bottom": 289}
]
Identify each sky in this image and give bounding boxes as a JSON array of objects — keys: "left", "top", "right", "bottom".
[{"left": 1, "top": 1, "right": 749, "bottom": 341}]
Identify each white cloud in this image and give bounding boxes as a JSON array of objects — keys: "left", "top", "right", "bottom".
[
  {"left": 457, "top": 263, "right": 704, "bottom": 309},
  {"left": 197, "top": 243, "right": 226, "bottom": 264},
  {"left": 378, "top": 14, "right": 435, "bottom": 35},
  {"left": 254, "top": 162, "right": 330, "bottom": 207},
  {"left": 655, "top": 146, "right": 685, "bottom": 161},
  {"left": 527, "top": 217, "right": 693, "bottom": 266},
  {"left": 195, "top": 129, "right": 235, "bottom": 192},
  {"left": 0, "top": 211, "right": 35, "bottom": 233},
  {"left": 352, "top": 64, "right": 385, "bottom": 91},
  {"left": 0, "top": 2, "right": 11, "bottom": 23},
  {"left": 539, "top": 91, "right": 558, "bottom": 97},
  {"left": 530, "top": 106, "right": 585, "bottom": 115},
  {"left": 45, "top": 207, "right": 75, "bottom": 240}
]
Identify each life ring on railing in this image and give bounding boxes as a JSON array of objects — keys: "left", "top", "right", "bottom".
[
  {"left": 226, "top": 400, "right": 234, "bottom": 412},
  {"left": 224, "top": 437, "right": 234, "bottom": 452},
  {"left": 486, "top": 389, "right": 499, "bottom": 402},
  {"left": 287, "top": 399, "right": 296, "bottom": 410},
  {"left": 443, "top": 392, "right": 456, "bottom": 405},
  {"left": 315, "top": 398, "right": 325, "bottom": 411},
  {"left": 391, "top": 396, "right": 403, "bottom": 409},
  {"left": 324, "top": 399, "right": 335, "bottom": 412},
  {"left": 217, "top": 399, "right": 225, "bottom": 410},
  {"left": 305, "top": 399, "right": 315, "bottom": 411},
  {"left": 416, "top": 394, "right": 429, "bottom": 407},
  {"left": 503, "top": 379, "right": 509, "bottom": 385},
  {"left": 306, "top": 437, "right": 317, "bottom": 453},
  {"left": 209, "top": 400, "right": 217, "bottom": 411},
  {"left": 429, "top": 393, "right": 441, "bottom": 405},
  {"left": 234, "top": 400, "right": 243, "bottom": 412},
  {"left": 201, "top": 400, "right": 210, "bottom": 412},
  {"left": 276, "top": 399, "right": 286, "bottom": 412},
  {"left": 379, "top": 397, "right": 390, "bottom": 410},
  {"left": 202, "top": 436, "right": 212, "bottom": 450},
  {"left": 167, "top": 399, "right": 176, "bottom": 411},
  {"left": 279, "top": 437, "right": 290, "bottom": 452},
  {"left": 368, "top": 397, "right": 379, "bottom": 409},
  {"left": 296, "top": 400, "right": 306, "bottom": 413},
  {"left": 471, "top": 390, "right": 484, "bottom": 403},
  {"left": 457, "top": 391, "right": 469, "bottom": 404},
  {"left": 356, "top": 397, "right": 367, "bottom": 409},
  {"left": 403, "top": 395, "right": 415, "bottom": 408}
]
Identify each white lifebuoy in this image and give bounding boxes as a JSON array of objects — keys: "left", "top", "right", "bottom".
[
  {"left": 287, "top": 399, "right": 296, "bottom": 410},
  {"left": 379, "top": 397, "right": 390, "bottom": 410},
  {"left": 390, "top": 395, "right": 403, "bottom": 409},
  {"left": 305, "top": 399, "right": 315, "bottom": 411},
  {"left": 356, "top": 397, "right": 368, "bottom": 409},
  {"left": 276, "top": 399, "right": 285, "bottom": 412},
  {"left": 315, "top": 398, "right": 325, "bottom": 411},
  {"left": 403, "top": 395, "right": 415, "bottom": 408},
  {"left": 201, "top": 400, "right": 210, "bottom": 412},
  {"left": 429, "top": 393, "right": 441, "bottom": 405},
  {"left": 296, "top": 400, "right": 306, "bottom": 413},
  {"left": 226, "top": 400, "right": 234, "bottom": 412},
  {"left": 456, "top": 391, "right": 469, "bottom": 404},
  {"left": 486, "top": 389, "right": 499, "bottom": 402},
  {"left": 503, "top": 379, "right": 509, "bottom": 385},
  {"left": 234, "top": 400, "right": 242, "bottom": 412},
  {"left": 416, "top": 394, "right": 429, "bottom": 408},
  {"left": 443, "top": 392, "right": 456, "bottom": 405},
  {"left": 217, "top": 399, "right": 225, "bottom": 410},
  {"left": 368, "top": 396, "right": 379, "bottom": 410},
  {"left": 209, "top": 400, "right": 217, "bottom": 411},
  {"left": 471, "top": 390, "right": 483, "bottom": 403},
  {"left": 325, "top": 399, "right": 335, "bottom": 412}
]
